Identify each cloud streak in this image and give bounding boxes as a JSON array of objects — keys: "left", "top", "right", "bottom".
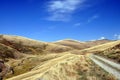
[
  {"left": 47, "top": 0, "right": 85, "bottom": 21},
  {"left": 74, "top": 23, "right": 81, "bottom": 27},
  {"left": 87, "top": 14, "right": 99, "bottom": 23}
]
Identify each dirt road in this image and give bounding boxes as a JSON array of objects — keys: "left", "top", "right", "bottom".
[{"left": 90, "top": 54, "right": 120, "bottom": 80}]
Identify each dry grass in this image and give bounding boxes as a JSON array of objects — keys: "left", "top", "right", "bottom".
[
  {"left": 77, "top": 59, "right": 117, "bottom": 80},
  {"left": 0, "top": 35, "right": 46, "bottom": 47},
  {"left": 95, "top": 44, "right": 120, "bottom": 63},
  {"left": 0, "top": 35, "right": 118, "bottom": 80},
  {"left": 54, "top": 39, "right": 88, "bottom": 50},
  {"left": 6, "top": 53, "right": 117, "bottom": 80},
  {"left": 54, "top": 39, "right": 111, "bottom": 50},
  {"left": 81, "top": 40, "right": 120, "bottom": 52},
  {"left": 0, "top": 43, "right": 23, "bottom": 60},
  {"left": 45, "top": 43, "right": 72, "bottom": 53},
  {"left": 0, "top": 35, "right": 72, "bottom": 54},
  {"left": 5, "top": 53, "right": 66, "bottom": 79},
  {"left": 81, "top": 40, "right": 120, "bottom": 63}
]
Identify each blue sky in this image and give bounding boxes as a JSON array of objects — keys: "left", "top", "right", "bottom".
[{"left": 0, "top": 0, "right": 120, "bottom": 42}]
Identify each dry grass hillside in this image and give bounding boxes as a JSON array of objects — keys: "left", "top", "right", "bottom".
[
  {"left": 81, "top": 40, "right": 120, "bottom": 63},
  {"left": 53, "top": 39, "right": 88, "bottom": 50},
  {"left": 81, "top": 40, "right": 120, "bottom": 52},
  {"left": 54, "top": 39, "right": 111, "bottom": 50},
  {"left": 0, "top": 35, "right": 72, "bottom": 78},
  {"left": 0, "top": 35, "right": 72, "bottom": 55},
  {"left": 0, "top": 43, "right": 23, "bottom": 60},
  {"left": 85, "top": 39, "right": 112, "bottom": 47},
  {"left": 0, "top": 34, "right": 118, "bottom": 80},
  {"left": 5, "top": 53, "right": 67, "bottom": 78},
  {"left": 7, "top": 53, "right": 116, "bottom": 80},
  {"left": 95, "top": 41, "right": 120, "bottom": 63},
  {"left": 0, "top": 35, "right": 73, "bottom": 79}
]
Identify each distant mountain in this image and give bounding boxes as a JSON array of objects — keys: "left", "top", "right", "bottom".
[
  {"left": 53, "top": 39, "right": 88, "bottom": 50},
  {"left": 53, "top": 39, "right": 112, "bottom": 50},
  {"left": 85, "top": 39, "right": 112, "bottom": 47}
]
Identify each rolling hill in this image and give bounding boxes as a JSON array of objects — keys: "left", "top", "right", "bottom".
[
  {"left": 81, "top": 40, "right": 120, "bottom": 63},
  {"left": 53, "top": 39, "right": 112, "bottom": 50},
  {"left": 0, "top": 35, "right": 72, "bottom": 56},
  {"left": 0, "top": 34, "right": 119, "bottom": 80},
  {"left": 7, "top": 53, "right": 116, "bottom": 80}
]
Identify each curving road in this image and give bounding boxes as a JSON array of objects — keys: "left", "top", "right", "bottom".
[{"left": 90, "top": 54, "right": 120, "bottom": 80}]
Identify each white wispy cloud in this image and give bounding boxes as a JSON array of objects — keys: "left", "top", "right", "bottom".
[
  {"left": 114, "top": 34, "right": 120, "bottom": 40},
  {"left": 74, "top": 23, "right": 81, "bottom": 27},
  {"left": 47, "top": 0, "right": 85, "bottom": 21},
  {"left": 87, "top": 14, "right": 99, "bottom": 23},
  {"left": 73, "top": 14, "right": 99, "bottom": 27}
]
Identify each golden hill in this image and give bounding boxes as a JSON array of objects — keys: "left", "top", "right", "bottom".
[
  {"left": 7, "top": 53, "right": 115, "bottom": 80},
  {"left": 81, "top": 40, "right": 120, "bottom": 52},
  {"left": 0, "top": 35, "right": 73, "bottom": 78},
  {"left": 53, "top": 39, "right": 88, "bottom": 50},
  {"left": 81, "top": 40, "right": 120, "bottom": 63},
  {"left": 85, "top": 39, "right": 112, "bottom": 47},
  {"left": 0, "top": 35, "right": 72, "bottom": 55},
  {"left": 54, "top": 39, "right": 111, "bottom": 50},
  {"left": 0, "top": 43, "right": 23, "bottom": 59},
  {"left": 0, "top": 34, "right": 118, "bottom": 80}
]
